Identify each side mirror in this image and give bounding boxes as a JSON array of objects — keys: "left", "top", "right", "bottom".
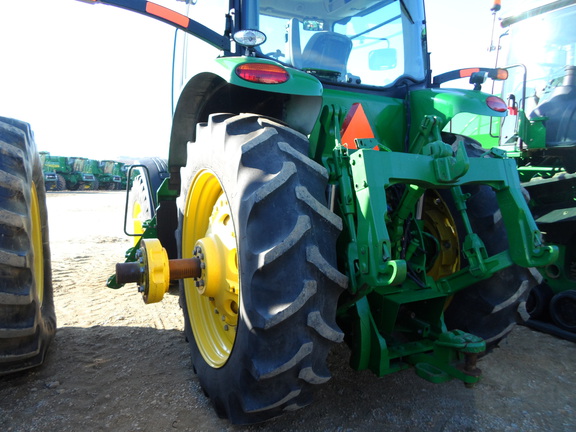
[{"left": 369, "top": 48, "right": 397, "bottom": 71}]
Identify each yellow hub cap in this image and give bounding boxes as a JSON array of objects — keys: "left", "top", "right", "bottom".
[
  {"left": 182, "top": 170, "right": 239, "bottom": 368},
  {"left": 30, "top": 182, "right": 44, "bottom": 305}
]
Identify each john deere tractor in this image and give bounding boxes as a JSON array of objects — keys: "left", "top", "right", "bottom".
[
  {"left": 39, "top": 153, "right": 71, "bottom": 191},
  {"left": 495, "top": 0, "right": 576, "bottom": 338},
  {"left": 99, "top": 160, "right": 126, "bottom": 190},
  {"left": 77, "top": 0, "right": 558, "bottom": 424},
  {"left": 442, "top": 0, "right": 576, "bottom": 339}
]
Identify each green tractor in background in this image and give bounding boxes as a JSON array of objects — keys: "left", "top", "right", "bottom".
[
  {"left": 3, "top": 0, "right": 559, "bottom": 424},
  {"left": 40, "top": 154, "right": 128, "bottom": 192},
  {"left": 39, "top": 151, "right": 69, "bottom": 191},
  {"left": 39, "top": 153, "right": 102, "bottom": 191},
  {"left": 444, "top": 0, "right": 576, "bottom": 339},
  {"left": 39, "top": 154, "right": 98, "bottom": 191},
  {"left": 495, "top": 0, "right": 576, "bottom": 339},
  {"left": 78, "top": 157, "right": 103, "bottom": 190},
  {"left": 99, "top": 159, "right": 126, "bottom": 190},
  {"left": 66, "top": 156, "right": 98, "bottom": 190},
  {"left": 39, "top": 151, "right": 58, "bottom": 190}
]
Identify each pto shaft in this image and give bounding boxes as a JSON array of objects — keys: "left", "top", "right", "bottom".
[{"left": 115, "top": 238, "right": 201, "bottom": 304}]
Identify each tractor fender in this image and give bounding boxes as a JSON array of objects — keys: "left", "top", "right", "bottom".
[
  {"left": 409, "top": 88, "right": 508, "bottom": 139},
  {"left": 168, "top": 58, "right": 323, "bottom": 191}
]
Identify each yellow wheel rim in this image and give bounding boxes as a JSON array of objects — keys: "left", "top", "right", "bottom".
[
  {"left": 423, "top": 191, "right": 460, "bottom": 280},
  {"left": 30, "top": 182, "right": 44, "bottom": 305},
  {"left": 422, "top": 191, "right": 460, "bottom": 310},
  {"left": 132, "top": 200, "right": 144, "bottom": 246},
  {"left": 182, "top": 170, "right": 239, "bottom": 368}
]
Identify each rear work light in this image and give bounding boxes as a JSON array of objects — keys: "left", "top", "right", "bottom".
[
  {"left": 233, "top": 29, "right": 266, "bottom": 48},
  {"left": 235, "top": 63, "right": 290, "bottom": 84},
  {"left": 486, "top": 96, "right": 508, "bottom": 112}
]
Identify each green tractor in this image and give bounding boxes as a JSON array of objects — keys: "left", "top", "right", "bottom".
[
  {"left": 99, "top": 160, "right": 126, "bottom": 190},
  {"left": 39, "top": 151, "right": 59, "bottom": 190},
  {"left": 80, "top": 157, "right": 103, "bottom": 190},
  {"left": 81, "top": 0, "right": 557, "bottom": 424},
  {"left": 443, "top": 0, "right": 576, "bottom": 339},
  {"left": 496, "top": 0, "right": 576, "bottom": 338},
  {"left": 39, "top": 152, "right": 70, "bottom": 191},
  {"left": 67, "top": 156, "right": 98, "bottom": 190}
]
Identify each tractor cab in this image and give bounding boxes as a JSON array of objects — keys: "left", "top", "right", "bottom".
[
  {"left": 168, "top": 0, "right": 426, "bottom": 89},
  {"left": 247, "top": 0, "right": 425, "bottom": 86}
]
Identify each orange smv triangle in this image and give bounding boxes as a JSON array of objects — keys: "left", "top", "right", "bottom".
[{"left": 340, "top": 103, "right": 375, "bottom": 149}]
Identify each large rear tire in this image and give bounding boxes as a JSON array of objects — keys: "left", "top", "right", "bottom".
[
  {"left": 0, "top": 117, "right": 56, "bottom": 374},
  {"left": 442, "top": 134, "right": 533, "bottom": 348},
  {"left": 177, "top": 114, "right": 347, "bottom": 424}
]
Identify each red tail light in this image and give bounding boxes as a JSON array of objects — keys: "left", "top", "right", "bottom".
[
  {"left": 486, "top": 96, "right": 507, "bottom": 112},
  {"left": 235, "top": 63, "right": 289, "bottom": 84}
]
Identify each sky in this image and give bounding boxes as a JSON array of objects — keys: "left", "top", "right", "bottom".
[{"left": 0, "top": 0, "right": 508, "bottom": 160}]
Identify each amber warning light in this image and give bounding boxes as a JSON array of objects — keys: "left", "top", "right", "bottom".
[{"left": 235, "top": 63, "right": 290, "bottom": 84}]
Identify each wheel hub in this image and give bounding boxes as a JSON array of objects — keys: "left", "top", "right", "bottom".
[{"left": 191, "top": 193, "right": 239, "bottom": 329}]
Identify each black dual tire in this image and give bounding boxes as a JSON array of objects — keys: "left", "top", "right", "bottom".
[
  {"left": 0, "top": 117, "right": 56, "bottom": 374},
  {"left": 128, "top": 174, "right": 154, "bottom": 235},
  {"left": 126, "top": 158, "right": 173, "bottom": 255},
  {"left": 177, "top": 114, "right": 347, "bottom": 424},
  {"left": 442, "top": 134, "right": 533, "bottom": 348},
  {"left": 549, "top": 290, "right": 576, "bottom": 332},
  {"left": 525, "top": 283, "right": 554, "bottom": 320},
  {"left": 128, "top": 157, "right": 169, "bottom": 222}
]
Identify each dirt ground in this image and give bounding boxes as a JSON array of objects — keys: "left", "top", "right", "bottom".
[{"left": 0, "top": 191, "right": 575, "bottom": 432}]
